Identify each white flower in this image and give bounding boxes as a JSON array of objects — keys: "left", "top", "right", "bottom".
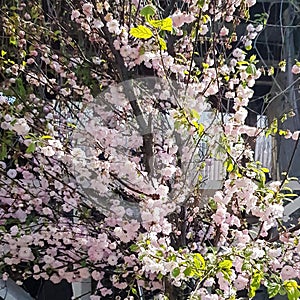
[
  {"left": 41, "top": 146, "right": 55, "bottom": 157},
  {"left": 12, "top": 118, "right": 30, "bottom": 136},
  {"left": 120, "top": 45, "right": 132, "bottom": 58},
  {"left": 161, "top": 165, "right": 176, "bottom": 177},
  {"left": 200, "top": 24, "right": 209, "bottom": 35},
  {"left": 234, "top": 107, "right": 248, "bottom": 123},
  {"left": 256, "top": 24, "right": 263, "bottom": 32},
  {"left": 7, "top": 169, "right": 17, "bottom": 178},
  {"left": 246, "top": 24, "right": 255, "bottom": 32},
  {"left": 232, "top": 48, "right": 245, "bottom": 59},
  {"left": 107, "top": 20, "right": 121, "bottom": 35},
  {"left": 93, "top": 19, "right": 104, "bottom": 29}
]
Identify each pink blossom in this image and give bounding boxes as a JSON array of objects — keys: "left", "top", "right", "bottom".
[
  {"left": 91, "top": 270, "right": 101, "bottom": 280},
  {"left": 107, "top": 254, "right": 118, "bottom": 265},
  {"left": 256, "top": 24, "right": 263, "bottom": 32},
  {"left": 100, "top": 288, "right": 113, "bottom": 296},
  {"left": 82, "top": 3, "right": 93, "bottom": 17},
  {"left": 292, "top": 64, "right": 300, "bottom": 74},
  {"left": 292, "top": 131, "right": 300, "bottom": 140},
  {"left": 171, "top": 11, "right": 185, "bottom": 28},
  {"left": 71, "top": 10, "right": 80, "bottom": 20},
  {"left": 212, "top": 205, "right": 227, "bottom": 224},
  {"left": 203, "top": 277, "right": 215, "bottom": 287},
  {"left": 79, "top": 267, "right": 90, "bottom": 279},
  {"left": 246, "top": 0, "right": 256, "bottom": 6},
  {"left": 234, "top": 275, "right": 248, "bottom": 290},
  {"left": 280, "top": 265, "right": 297, "bottom": 280},
  {"left": 220, "top": 26, "right": 229, "bottom": 36},
  {"left": 161, "top": 165, "right": 176, "bottom": 177},
  {"left": 50, "top": 274, "right": 61, "bottom": 284},
  {"left": 2, "top": 273, "right": 8, "bottom": 281},
  {"left": 19, "top": 247, "right": 34, "bottom": 261},
  {"left": 120, "top": 45, "right": 132, "bottom": 58}
]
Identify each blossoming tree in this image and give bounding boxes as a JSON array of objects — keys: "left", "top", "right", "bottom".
[{"left": 0, "top": 0, "right": 300, "bottom": 299}]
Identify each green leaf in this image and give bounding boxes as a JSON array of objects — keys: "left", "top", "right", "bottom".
[
  {"left": 158, "top": 37, "right": 167, "bottom": 50},
  {"left": 140, "top": 5, "right": 156, "bottom": 18},
  {"left": 0, "top": 142, "right": 7, "bottom": 160},
  {"left": 246, "top": 63, "right": 257, "bottom": 75},
  {"left": 41, "top": 135, "right": 53, "bottom": 139},
  {"left": 172, "top": 267, "right": 180, "bottom": 277},
  {"left": 26, "top": 142, "right": 36, "bottom": 154},
  {"left": 129, "top": 244, "right": 139, "bottom": 252},
  {"left": 184, "top": 266, "right": 194, "bottom": 277},
  {"left": 267, "top": 282, "right": 281, "bottom": 298},
  {"left": 1, "top": 50, "right": 7, "bottom": 57},
  {"left": 130, "top": 25, "right": 153, "bottom": 39},
  {"left": 197, "top": 0, "right": 205, "bottom": 8},
  {"left": 15, "top": 77, "right": 26, "bottom": 98}
]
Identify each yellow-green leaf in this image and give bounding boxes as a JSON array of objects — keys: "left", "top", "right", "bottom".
[
  {"left": 249, "top": 54, "right": 257, "bottom": 62},
  {"left": 219, "top": 259, "right": 232, "bottom": 270},
  {"left": 249, "top": 271, "right": 263, "bottom": 298},
  {"left": 193, "top": 253, "right": 205, "bottom": 270},
  {"left": 190, "top": 109, "right": 200, "bottom": 120},
  {"left": 158, "top": 37, "right": 167, "bottom": 50},
  {"left": 161, "top": 17, "right": 172, "bottom": 31},
  {"left": 130, "top": 25, "right": 153, "bottom": 39},
  {"left": 41, "top": 135, "right": 53, "bottom": 139},
  {"left": 1, "top": 50, "right": 7, "bottom": 57},
  {"left": 149, "top": 19, "right": 163, "bottom": 28},
  {"left": 284, "top": 280, "right": 300, "bottom": 300},
  {"left": 9, "top": 36, "right": 17, "bottom": 46},
  {"left": 149, "top": 17, "right": 172, "bottom": 31},
  {"left": 198, "top": 123, "right": 204, "bottom": 135}
]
